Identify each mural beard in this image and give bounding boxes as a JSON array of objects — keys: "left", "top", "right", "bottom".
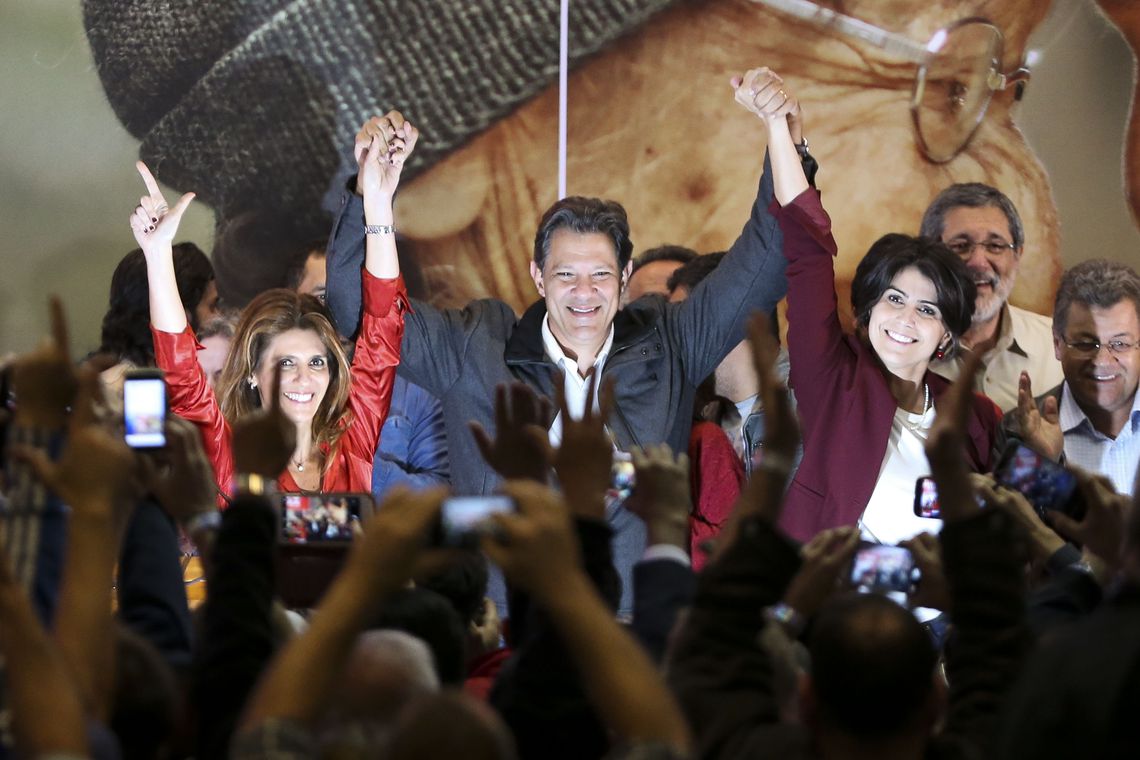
[{"left": 84, "top": 0, "right": 1085, "bottom": 322}]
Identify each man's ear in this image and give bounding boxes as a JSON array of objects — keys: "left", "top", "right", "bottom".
[
  {"left": 621, "top": 260, "right": 633, "bottom": 290},
  {"left": 1053, "top": 331, "right": 1064, "bottom": 362},
  {"left": 530, "top": 261, "right": 545, "bottom": 298}
]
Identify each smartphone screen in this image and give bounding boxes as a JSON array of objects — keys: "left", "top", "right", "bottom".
[
  {"left": 849, "top": 543, "right": 920, "bottom": 606},
  {"left": 123, "top": 374, "right": 167, "bottom": 449},
  {"left": 913, "top": 476, "right": 940, "bottom": 519},
  {"left": 439, "top": 496, "right": 513, "bottom": 547},
  {"left": 994, "top": 442, "right": 1079, "bottom": 519},
  {"left": 279, "top": 493, "right": 369, "bottom": 544}
]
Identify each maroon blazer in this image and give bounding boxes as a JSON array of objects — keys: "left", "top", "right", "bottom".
[{"left": 775, "top": 190, "right": 1002, "bottom": 543}]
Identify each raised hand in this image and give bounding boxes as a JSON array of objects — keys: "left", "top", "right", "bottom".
[
  {"left": 901, "top": 533, "right": 951, "bottom": 612},
  {"left": 349, "top": 486, "right": 450, "bottom": 582},
  {"left": 924, "top": 351, "right": 983, "bottom": 523},
  {"left": 782, "top": 526, "right": 860, "bottom": 618},
  {"left": 232, "top": 365, "right": 296, "bottom": 478},
  {"left": 974, "top": 474, "right": 1066, "bottom": 563},
  {"left": 625, "top": 444, "right": 691, "bottom": 548},
  {"left": 142, "top": 415, "right": 219, "bottom": 524},
  {"left": 354, "top": 111, "right": 420, "bottom": 201},
  {"left": 469, "top": 381, "right": 553, "bottom": 484},
  {"left": 547, "top": 372, "right": 616, "bottom": 520},
  {"left": 14, "top": 363, "right": 138, "bottom": 519},
  {"left": 482, "top": 480, "right": 581, "bottom": 603},
  {"left": 1010, "top": 371, "right": 1063, "bottom": 461},
  {"left": 730, "top": 67, "right": 802, "bottom": 140},
  {"left": 1047, "top": 469, "right": 1132, "bottom": 572},
  {"left": 749, "top": 313, "right": 800, "bottom": 468},
  {"left": 129, "top": 161, "right": 195, "bottom": 254},
  {"left": 733, "top": 312, "right": 800, "bottom": 525},
  {"left": 10, "top": 297, "right": 78, "bottom": 430}
]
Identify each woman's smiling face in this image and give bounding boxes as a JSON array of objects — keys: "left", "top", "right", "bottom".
[{"left": 867, "top": 266, "right": 950, "bottom": 377}]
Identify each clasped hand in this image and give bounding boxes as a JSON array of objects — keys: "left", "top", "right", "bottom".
[{"left": 354, "top": 111, "right": 420, "bottom": 202}]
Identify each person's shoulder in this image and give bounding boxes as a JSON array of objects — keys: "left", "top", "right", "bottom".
[
  {"left": 1008, "top": 303, "right": 1054, "bottom": 333},
  {"left": 1034, "top": 382, "right": 1064, "bottom": 407},
  {"left": 427, "top": 296, "right": 524, "bottom": 333},
  {"left": 623, "top": 293, "right": 668, "bottom": 319}
]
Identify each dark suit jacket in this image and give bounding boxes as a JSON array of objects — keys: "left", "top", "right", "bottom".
[
  {"left": 775, "top": 191, "right": 1003, "bottom": 542},
  {"left": 632, "top": 557, "right": 696, "bottom": 664}
]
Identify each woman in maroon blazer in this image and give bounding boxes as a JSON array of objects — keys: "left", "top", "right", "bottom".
[{"left": 734, "top": 68, "right": 1003, "bottom": 543}]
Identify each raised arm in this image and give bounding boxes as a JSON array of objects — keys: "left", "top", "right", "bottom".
[
  {"left": 129, "top": 162, "right": 196, "bottom": 334},
  {"left": 356, "top": 111, "right": 418, "bottom": 280},
  {"left": 731, "top": 67, "right": 809, "bottom": 205}
]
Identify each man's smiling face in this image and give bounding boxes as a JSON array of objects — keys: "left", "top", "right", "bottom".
[{"left": 531, "top": 229, "right": 629, "bottom": 363}]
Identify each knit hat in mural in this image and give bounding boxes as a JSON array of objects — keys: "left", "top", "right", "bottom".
[{"left": 83, "top": 0, "right": 681, "bottom": 221}]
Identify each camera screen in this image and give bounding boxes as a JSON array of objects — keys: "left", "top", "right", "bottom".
[
  {"left": 123, "top": 377, "right": 166, "bottom": 448},
  {"left": 996, "top": 443, "right": 1078, "bottom": 517},
  {"left": 850, "top": 543, "right": 919, "bottom": 604},
  {"left": 440, "top": 496, "right": 513, "bottom": 546},
  {"left": 281, "top": 494, "right": 362, "bottom": 544},
  {"left": 914, "top": 477, "right": 940, "bottom": 519}
]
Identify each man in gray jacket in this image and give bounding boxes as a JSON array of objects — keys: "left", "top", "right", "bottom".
[{"left": 327, "top": 104, "right": 806, "bottom": 613}]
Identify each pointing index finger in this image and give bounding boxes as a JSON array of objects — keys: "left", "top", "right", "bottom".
[
  {"left": 135, "top": 161, "right": 163, "bottom": 199},
  {"left": 48, "top": 296, "right": 69, "bottom": 359}
]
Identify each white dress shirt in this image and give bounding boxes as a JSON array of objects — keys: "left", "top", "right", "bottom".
[{"left": 541, "top": 315, "right": 615, "bottom": 446}]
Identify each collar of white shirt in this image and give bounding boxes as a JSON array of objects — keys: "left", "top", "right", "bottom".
[
  {"left": 541, "top": 314, "right": 615, "bottom": 445},
  {"left": 1059, "top": 381, "right": 1140, "bottom": 438}
]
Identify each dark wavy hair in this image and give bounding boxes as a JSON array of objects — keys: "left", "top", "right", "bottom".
[
  {"left": 851, "top": 234, "right": 976, "bottom": 359},
  {"left": 99, "top": 243, "right": 215, "bottom": 365},
  {"left": 533, "top": 196, "right": 633, "bottom": 272}
]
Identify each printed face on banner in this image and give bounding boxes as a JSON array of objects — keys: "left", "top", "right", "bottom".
[{"left": 87, "top": 0, "right": 1077, "bottom": 326}]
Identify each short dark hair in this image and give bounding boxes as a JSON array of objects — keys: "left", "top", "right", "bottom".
[
  {"left": 1053, "top": 259, "right": 1140, "bottom": 337},
  {"left": 808, "top": 594, "right": 938, "bottom": 739},
  {"left": 211, "top": 209, "right": 330, "bottom": 309},
  {"left": 100, "top": 243, "right": 215, "bottom": 365},
  {"left": 419, "top": 551, "right": 490, "bottom": 627},
  {"left": 533, "top": 196, "right": 632, "bottom": 272},
  {"left": 196, "top": 314, "right": 237, "bottom": 343},
  {"left": 630, "top": 245, "right": 698, "bottom": 276},
  {"left": 285, "top": 238, "right": 331, "bottom": 291},
  {"left": 851, "top": 234, "right": 976, "bottom": 358},
  {"left": 369, "top": 588, "right": 466, "bottom": 686},
  {"left": 919, "top": 182, "right": 1025, "bottom": 250},
  {"left": 666, "top": 251, "right": 726, "bottom": 295}
]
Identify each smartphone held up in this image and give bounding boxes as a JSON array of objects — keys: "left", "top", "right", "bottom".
[{"left": 123, "top": 369, "right": 166, "bottom": 449}]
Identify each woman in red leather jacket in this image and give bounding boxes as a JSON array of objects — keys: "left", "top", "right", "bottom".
[{"left": 129, "top": 113, "right": 418, "bottom": 497}]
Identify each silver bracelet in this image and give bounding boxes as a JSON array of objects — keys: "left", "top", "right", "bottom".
[{"left": 364, "top": 223, "right": 396, "bottom": 235}]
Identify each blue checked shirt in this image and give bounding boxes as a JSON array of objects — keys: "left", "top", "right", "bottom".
[{"left": 1059, "top": 383, "right": 1140, "bottom": 496}]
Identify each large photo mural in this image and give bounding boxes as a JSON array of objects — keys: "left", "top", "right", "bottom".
[{"left": 77, "top": 0, "right": 1132, "bottom": 320}]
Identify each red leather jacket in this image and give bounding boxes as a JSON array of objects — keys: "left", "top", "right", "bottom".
[{"left": 153, "top": 273, "right": 407, "bottom": 501}]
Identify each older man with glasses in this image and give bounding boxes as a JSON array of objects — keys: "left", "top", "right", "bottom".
[
  {"left": 1008, "top": 259, "right": 1140, "bottom": 496},
  {"left": 920, "top": 183, "right": 1064, "bottom": 411}
]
